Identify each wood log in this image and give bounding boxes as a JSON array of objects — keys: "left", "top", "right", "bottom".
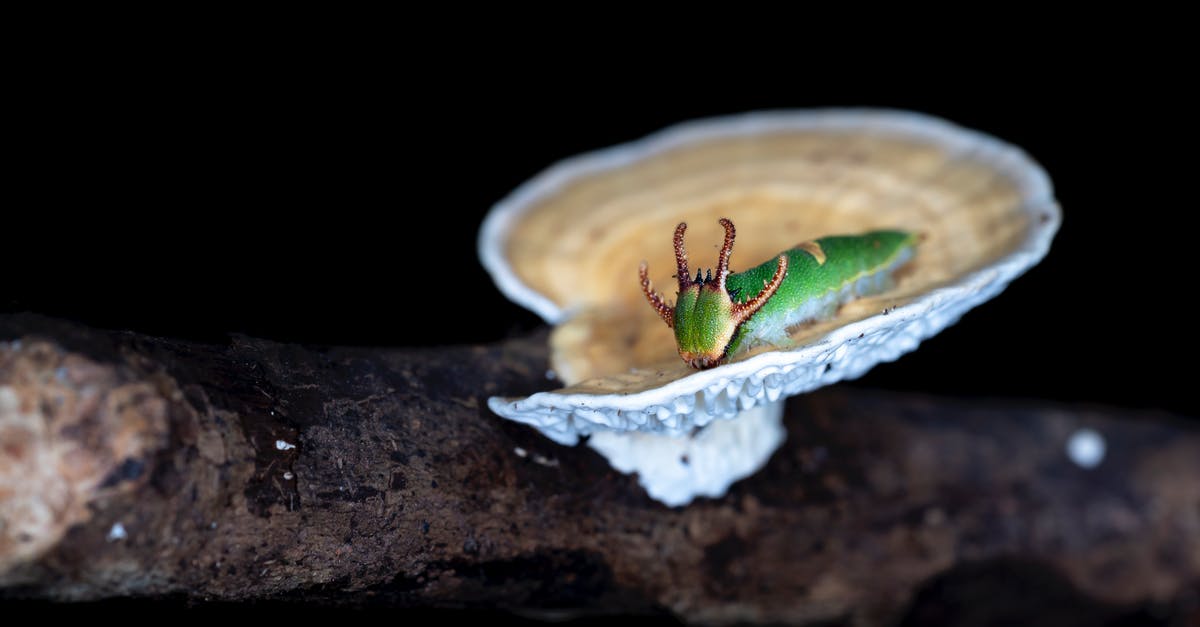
[{"left": 1, "top": 314, "right": 1197, "bottom": 625}]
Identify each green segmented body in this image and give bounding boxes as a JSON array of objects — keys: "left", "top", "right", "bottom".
[
  {"left": 723, "top": 230, "right": 917, "bottom": 356},
  {"left": 639, "top": 219, "right": 918, "bottom": 369}
]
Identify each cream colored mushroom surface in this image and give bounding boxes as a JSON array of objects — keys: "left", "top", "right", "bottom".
[{"left": 481, "top": 110, "right": 1059, "bottom": 447}]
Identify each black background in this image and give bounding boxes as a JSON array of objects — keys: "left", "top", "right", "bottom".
[
  {"left": 5, "top": 62, "right": 1192, "bottom": 417},
  {"left": 1, "top": 32, "right": 1196, "bottom": 626}
]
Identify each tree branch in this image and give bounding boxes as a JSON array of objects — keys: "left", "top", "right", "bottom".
[{"left": 1, "top": 314, "right": 1197, "bottom": 624}]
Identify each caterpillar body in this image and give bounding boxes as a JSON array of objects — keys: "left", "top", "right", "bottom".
[{"left": 639, "top": 218, "right": 918, "bottom": 369}]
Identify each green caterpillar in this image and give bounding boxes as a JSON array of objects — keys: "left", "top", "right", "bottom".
[{"left": 639, "top": 218, "right": 918, "bottom": 369}]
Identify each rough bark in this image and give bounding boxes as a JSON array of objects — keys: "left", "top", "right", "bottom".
[{"left": 1, "top": 314, "right": 1197, "bottom": 625}]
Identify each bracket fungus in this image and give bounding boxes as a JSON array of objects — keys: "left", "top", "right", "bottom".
[{"left": 480, "top": 110, "right": 1060, "bottom": 505}]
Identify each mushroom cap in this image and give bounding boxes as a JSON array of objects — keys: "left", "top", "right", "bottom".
[{"left": 481, "top": 110, "right": 1059, "bottom": 444}]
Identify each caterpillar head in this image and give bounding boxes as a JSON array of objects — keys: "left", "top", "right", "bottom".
[{"left": 640, "top": 218, "right": 788, "bottom": 369}]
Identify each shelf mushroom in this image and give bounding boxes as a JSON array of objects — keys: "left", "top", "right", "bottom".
[{"left": 479, "top": 110, "right": 1060, "bottom": 506}]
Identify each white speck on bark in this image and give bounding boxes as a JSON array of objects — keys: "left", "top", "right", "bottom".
[
  {"left": 107, "top": 523, "right": 127, "bottom": 541},
  {"left": 1067, "top": 428, "right": 1105, "bottom": 469}
]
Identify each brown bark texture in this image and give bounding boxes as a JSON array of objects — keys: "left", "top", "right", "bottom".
[{"left": 1, "top": 314, "right": 1198, "bottom": 625}]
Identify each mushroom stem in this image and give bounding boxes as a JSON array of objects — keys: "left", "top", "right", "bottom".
[
  {"left": 673, "top": 222, "right": 691, "bottom": 290},
  {"left": 639, "top": 261, "right": 675, "bottom": 328},
  {"left": 716, "top": 217, "right": 736, "bottom": 291},
  {"left": 732, "top": 255, "right": 789, "bottom": 323},
  {"left": 587, "top": 400, "right": 786, "bottom": 506}
]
